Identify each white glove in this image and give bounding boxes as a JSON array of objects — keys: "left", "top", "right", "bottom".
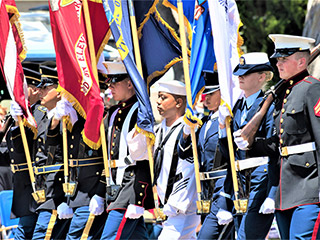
[
  {"left": 54, "top": 98, "right": 78, "bottom": 125},
  {"left": 183, "top": 122, "right": 191, "bottom": 136},
  {"left": 57, "top": 202, "right": 73, "bottom": 219},
  {"left": 218, "top": 104, "right": 230, "bottom": 126},
  {"left": 10, "top": 101, "right": 23, "bottom": 121},
  {"left": 233, "top": 129, "right": 249, "bottom": 150},
  {"left": 125, "top": 204, "right": 145, "bottom": 219},
  {"left": 127, "top": 128, "right": 148, "bottom": 161},
  {"left": 216, "top": 208, "right": 233, "bottom": 225},
  {"left": 89, "top": 194, "right": 105, "bottom": 216},
  {"left": 163, "top": 204, "right": 179, "bottom": 217},
  {"left": 259, "top": 197, "right": 275, "bottom": 214}
]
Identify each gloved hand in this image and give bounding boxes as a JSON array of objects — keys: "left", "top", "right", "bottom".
[
  {"left": 10, "top": 101, "right": 23, "bottom": 121},
  {"left": 218, "top": 104, "right": 230, "bottom": 127},
  {"left": 127, "top": 128, "right": 148, "bottom": 161},
  {"left": 233, "top": 129, "right": 249, "bottom": 150},
  {"left": 125, "top": 204, "right": 145, "bottom": 219},
  {"left": 259, "top": 197, "right": 275, "bottom": 214},
  {"left": 183, "top": 122, "right": 192, "bottom": 136},
  {"left": 89, "top": 194, "right": 105, "bottom": 216},
  {"left": 216, "top": 208, "right": 233, "bottom": 225},
  {"left": 57, "top": 202, "right": 73, "bottom": 219},
  {"left": 54, "top": 98, "right": 78, "bottom": 125},
  {"left": 163, "top": 204, "right": 179, "bottom": 217}
]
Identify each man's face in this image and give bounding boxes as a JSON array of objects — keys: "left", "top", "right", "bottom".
[
  {"left": 157, "top": 91, "right": 178, "bottom": 119},
  {"left": 28, "top": 85, "right": 40, "bottom": 105},
  {"left": 39, "top": 85, "right": 59, "bottom": 110},
  {"left": 108, "top": 78, "right": 131, "bottom": 102},
  {"left": 276, "top": 54, "right": 299, "bottom": 80},
  {"left": 205, "top": 90, "right": 221, "bottom": 112}
]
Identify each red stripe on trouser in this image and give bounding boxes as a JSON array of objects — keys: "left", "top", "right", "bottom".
[
  {"left": 115, "top": 211, "right": 127, "bottom": 240},
  {"left": 312, "top": 211, "right": 320, "bottom": 240}
]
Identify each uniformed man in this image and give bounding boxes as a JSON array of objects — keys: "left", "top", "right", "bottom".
[
  {"left": 238, "top": 34, "right": 320, "bottom": 239},
  {"left": 6, "top": 65, "right": 46, "bottom": 239},
  {"left": 218, "top": 52, "right": 277, "bottom": 239},
  {"left": 99, "top": 61, "right": 154, "bottom": 239}
]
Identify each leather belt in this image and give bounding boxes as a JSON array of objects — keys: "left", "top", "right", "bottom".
[
  {"left": 280, "top": 142, "right": 316, "bottom": 157},
  {"left": 11, "top": 162, "right": 35, "bottom": 173},
  {"left": 69, "top": 157, "right": 103, "bottom": 167},
  {"left": 34, "top": 164, "right": 63, "bottom": 175},
  {"left": 199, "top": 169, "right": 227, "bottom": 180},
  {"left": 236, "top": 156, "right": 269, "bottom": 171}
]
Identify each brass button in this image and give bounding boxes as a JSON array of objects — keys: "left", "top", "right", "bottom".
[
  {"left": 138, "top": 201, "right": 141, "bottom": 205},
  {"left": 286, "top": 89, "right": 290, "bottom": 94},
  {"left": 273, "top": 112, "right": 276, "bottom": 117},
  {"left": 130, "top": 172, "right": 134, "bottom": 176},
  {"left": 114, "top": 134, "right": 117, "bottom": 138},
  {"left": 281, "top": 108, "right": 285, "bottom": 113},
  {"left": 306, "top": 162, "right": 310, "bottom": 167},
  {"left": 72, "top": 135, "right": 74, "bottom": 140},
  {"left": 96, "top": 172, "right": 99, "bottom": 175},
  {"left": 70, "top": 145, "right": 73, "bottom": 149},
  {"left": 283, "top": 99, "right": 287, "bottom": 104},
  {"left": 116, "top": 126, "right": 119, "bottom": 130},
  {"left": 290, "top": 80, "right": 293, "bottom": 85},
  {"left": 118, "top": 118, "right": 121, "bottom": 121},
  {"left": 280, "top": 139, "right": 283, "bottom": 144},
  {"left": 59, "top": 178, "right": 62, "bottom": 181},
  {"left": 280, "top": 128, "right": 284, "bottom": 134},
  {"left": 38, "top": 148, "right": 42, "bottom": 152},
  {"left": 70, "top": 154, "right": 73, "bottom": 158},
  {"left": 112, "top": 142, "right": 115, "bottom": 146},
  {"left": 141, "top": 185, "right": 145, "bottom": 188},
  {"left": 10, "top": 148, "right": 14, "bottom": 152},
  {"left": 140, "top": 193, "right": 143, "bottom": 196},
  {"left": 280, "top": 118, "right": 284, "bottom": 123},
  {"left": 36, "top": 157, "right": 40, "bottom": 161},
  {"left": 38, "top": 138, "right": 42, "bottom": 142},
  {"left": 291, "top": 110, "right": 295, "bottom": 114},
  {"left": 119, "top": 110, "right": 122, "bottom": 114},
  {"left": 111, "top": 150, "right": 114, "bottom": 155},
  {"left": 11, "top": 159, "right": 14, "bottom": 163},
  {"left": 122, "top": 103, "right": 126, "bottom": 107},
  {"left": 264, "top": 168, "right": 267, "bottom": 172},
  {"left": 10, "top": 137, "right": 12, "bottom": 141}
]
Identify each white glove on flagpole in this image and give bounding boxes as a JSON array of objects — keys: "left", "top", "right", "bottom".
[
  {"left": 57, "top": 202, "right": 73, "bottom": 219},
  {"left": 10, "top": 101, "right": 23, "bottom": 121},
  {"left": 127, "top": 128, "right": 148, "bottom": 161},
  {"left": 125, "top": 204, "right": 145, "bottom": 219},
  {"left": 218, "top": 104, "right": 230, "bottom": 126},
  {"left": 259, "top": 197, "right": 275, "bottom": 214},
  {"left": 216, "top": 208, "right": 233, "bottom": 225},
  {"left": 89, "top": 194, "right": 105, "bottom": 216},
  {"left": 163, "top": 204, "right": 179, "bottom": 217},
  {"left": 54, "top": 98, "right": 78, "bottom": 125},
  {"left": 183, "top": 122, "right": 192, "bottom": 136},
  {"left": 233, "top": 129, "right": 249, "bottom": 150}
]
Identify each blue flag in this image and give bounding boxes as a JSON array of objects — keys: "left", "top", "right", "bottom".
[
  {"left": 186, "top": 0, "right": 216, "bottom": 126},
  {"left": 133, "top": 0, "right": 182, "bottom": 87},
  {"left": 103, "top": 0, "right": 155, "bottom": 138}
]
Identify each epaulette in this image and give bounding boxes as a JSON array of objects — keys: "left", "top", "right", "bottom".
[{"left": 37, "top": 106, "right": 47, "bottom": 113}]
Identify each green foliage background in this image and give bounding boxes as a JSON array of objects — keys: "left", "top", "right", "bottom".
[{"left": 236, "top": 0, "right": 308, "bottom": 84}]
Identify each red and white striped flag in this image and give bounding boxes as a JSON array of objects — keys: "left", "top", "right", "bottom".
[{"left": 0, "top": 0, "right": 36, "bottom": 131}]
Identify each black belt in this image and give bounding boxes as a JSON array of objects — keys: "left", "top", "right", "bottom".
[{"left": 69, "top": 157, "right": 103, "bottom": 167}]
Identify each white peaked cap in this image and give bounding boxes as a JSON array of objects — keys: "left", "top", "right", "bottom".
[
  {"left": 269, "top": 34, "right": 315, "bottom": 50},
  {"left": 102, "top": 61, "right": 127, "bottom": 75},
  {"left": 158, "top": 80, "right": 186, "bottom": 96},
  {"left": 240, "top": 52, "right": 269, "bottom": 65}
]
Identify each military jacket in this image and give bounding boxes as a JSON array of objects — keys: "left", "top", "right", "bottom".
[{"left": 273, "top": 70, "right": 320, "bottom": 210}]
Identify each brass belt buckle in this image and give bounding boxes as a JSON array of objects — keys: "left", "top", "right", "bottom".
[
  {"left": 281, "top": 146, "right": 288, "bottom": 156},
  {"left": 110, "top": 160, "right": 116, "bottom": 168},
  {"left": 10, "top": 164, "right": 16, "bottom": 173}
]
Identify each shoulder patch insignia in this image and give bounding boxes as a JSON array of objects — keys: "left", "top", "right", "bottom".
[{"left": 314, "top": 98, "right": 320, "bottom": 117}]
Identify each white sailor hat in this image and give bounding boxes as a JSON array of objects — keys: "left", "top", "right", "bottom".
[
  {"left": 233, "top": 52, "right": 273, "bottom": 76},
  {"left": 269, "top": 34, "right": 315, "bottom": 58},
  {"left": 158, "top": 80, "right": 186, "bottom": 96},
  {"left": 102, "top": 61, "right": 129, "bottom": 83}
]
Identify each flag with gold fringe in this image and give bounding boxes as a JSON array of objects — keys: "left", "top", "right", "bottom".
[
  {"left": 103, "top": 0, "right": 155, "bottom": 140},
  {"left": 48, "top": 0, "right": 107, "bottom": 149},
  {"left": 208, "top": 0, "right": 243, "bottom": 116},
  {"left": 133, "top": 0, "right": 182, "bottom": 87},
  {"left": 0, "top": 0, "right": 37, "bottom": 134}
]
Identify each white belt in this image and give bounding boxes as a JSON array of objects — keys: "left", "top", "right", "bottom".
[
  {"left": 280, "top": 142, "right": 316, "bottom": 157},
  {"left": 236, "top": 156, "right": 269, "bottom": 171},
  {"left": 109, "top": 159, "right": 135, "bottom": 168}
]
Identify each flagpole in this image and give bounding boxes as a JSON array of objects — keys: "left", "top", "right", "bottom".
[
  {"left": 127, "top": 0, "right": 166, "bottom": 221},
  {"left": 17, "top": 116, "right": 45, "bottom": 203},
  {"left": 81, "top": 0, "right": 109, "bottom": 236},
  {"left": 177, "top": 0, "right": 204, "bottom": 213}
]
